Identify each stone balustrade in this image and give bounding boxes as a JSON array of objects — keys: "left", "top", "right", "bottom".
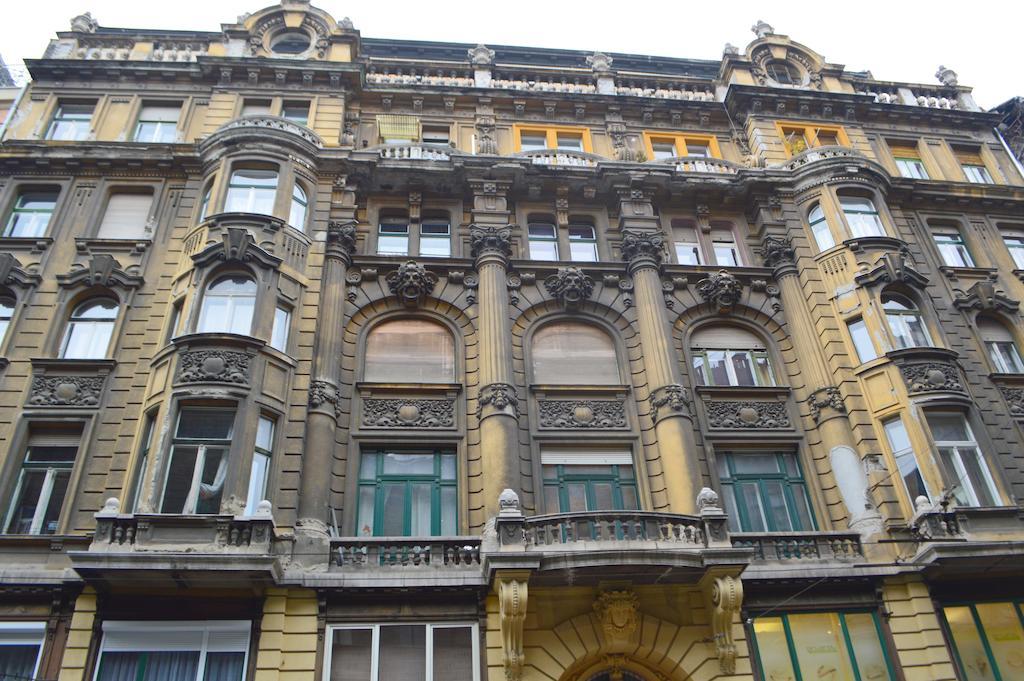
[
  {"left": 662, "top": 156, "right": 741, "bottom": 174},
  {"left": 514, "top": 149, "right": 601, "bottom": 167},
  {"left": 520, "top": 511, "right": 708, "bottom": 547},
  {"left": 334, "top": 537, "right": 482, "bottom": 568},
  {"left": 783, "top": 144, "right": 865, "bottom": 170},
  {"left": 376, "top": 143, "right": 454, "bottom": 161},
  {"left": 730, "top": 531, "right": 864, "bottom": 561}
]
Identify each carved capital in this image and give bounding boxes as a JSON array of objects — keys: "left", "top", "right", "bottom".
[
  {"left": 593, "top": 590, "right": 640, "bottom": 653},
  {"left": 469, "top": 223, "right": 513, "bottom": 264},
  {"left": 326, "top": 220, "right": 358, "bottom": 263},
  {"left": 705, "top": 575, "right": 743, "bottom": 674},
  {"left": 496, "top": 575, "right": 529, "bottom": 681},
  {"left": 758, "top": 235, "right": 796, "bottom": 273},
  {"left": 478, "top": 382, "right": 519, "bottom": 419},
  {"left": 619, "top": 229, "right": 664, "bottom": 269},
  {"left": 385, "top": 261, "right": 438, "bottom": 307},
  {"left": 697, "top": 270, "right": 744, "bottom": 314},
  {"left": 649, "top": 385, "right": 691, "bottom": 422},
  {"left": 807, "top": 385, "right": 846, "bottom": 423},
  {"left": 543, "top": 267, "right": 594, "bottom": 308}
]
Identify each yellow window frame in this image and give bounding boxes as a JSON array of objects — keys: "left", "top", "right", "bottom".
[
  {"left": 775, "top": 122, "right": 850, "bottom": 157},
  {"left": 513, "top": 124, "right": 594, "bottom": 153},
  {"left": 642, "top": 132, "right": 721, "bottom": 160}
]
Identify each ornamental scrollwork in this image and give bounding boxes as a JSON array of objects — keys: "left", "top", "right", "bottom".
[
  {"left": 178, "top": 350, "right": 250, "bottom": 384},
  {"left": 543, "top": 267, "right": 594, "bottom": 308},
  {"left": 385, "top": 261, "right": 438, "bottom": 307},
  {"left": 477, "top": 383, "right": 519, "bottom": 417},
  {"left": 705, "top": 400, "right": 791, "bottom": 429},
  {"left": 619, "top": 230, "right": 664, "bottom": 266},
  {"left": 697, "top": 270, "right": 744, "bottom": 314},
  {"left": 649, "top": 385, "right": 690, "bottom": 421},
  {"left": 807, "top": 386, "right": 846, "bottom": 423},
  {"left": 900, "top": 362, "right": 964, "bottom": 394},
  {"left": 362, "top": 399, "right": 455, "bottom": 428},
  {"left": 707, "top": 576, "right": 743, "bottom": 674},
  {"left": 469, "top": 224, "right": 513, "bottom": 262},
  {"left": 537, "top": 400, "right": 626, "bottom": 429},
  {"left": 28, "top": 375, "right": 106, "bottom": 407}
]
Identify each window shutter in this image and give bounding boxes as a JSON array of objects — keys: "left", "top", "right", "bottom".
[
  {"left": 541, "top": 449, "right": 633, "bottom": 465},
  {"left": 28, "top": 425, "right": 82, "bottom": 447},
  {"left": 102, "top": 629, "right": 204, "bottom": 652},
  {"left": 98, "top": 194, "right": 153, "bottom": 239},
  {"left": 140, "top": 105, "right": 180, "bottom": 122},
  {"left": 206, "top": 629, "right": 251, "bottom": 652},
  {"left": 377, "top": 114, "right": 419, "bottom": 141}
]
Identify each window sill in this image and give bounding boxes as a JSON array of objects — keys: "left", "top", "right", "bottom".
[
  {"left": 938, "top": 264, "right": 997, "bottom": 280},
  {"left": 989, "top": 371, "right": 1024, "bottom": 385},
  {"left": 75, "top": 236, "right": 152, "bottom": 255},
  {"left": 530, "top": 383, "right": 630, "bottom": 397},
  {"left": 356, "top": 381, "right": 462, "bottom": 396},
  {"left": 1014, "top": 268, "right": 1024, "bottom": 284},
  {"left": 694, "top": 384, "right": 791, "bottom": 398},
  {"left": 0, "top": 236, "right": 53, "bottom": 253}
]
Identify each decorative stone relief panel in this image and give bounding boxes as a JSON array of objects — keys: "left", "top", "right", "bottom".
[
  {"left": 543, "top": 267, "right": 594, "bottom": 308},
  {"left": 537, "top": 400, "right": 627, "bottom": 429},
  {"left": 178, "top": 350, "right": 250, "bottom": 384},
  {"left": 899, "top": 361, "right": 964, "bottom": 394},
  {"left": 385, "top": 260, "right": 438, "bottom": 307},
  {"left": 362, "top": 398, "right": 455, "bottom": 428},
  {"left": 697, "top": 270, "right": 744, "bottom": 313},
  {"left": 704, "top": 400, "right": 791, "bottom": 429},
  {"left": 997, "top": 386, "right": 1024, "bottom": 418},
  {"left": 28, "top": 375, "right": 106, "bottom": 407}
]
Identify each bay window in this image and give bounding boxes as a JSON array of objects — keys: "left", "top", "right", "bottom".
[
  {"left": 160, "top": 408, "right": 234, "bottom": 514},
  {"left": 356, "top": 449, "right": 457, "bottom": 537},
  {"left": 224, "top": 167, "right": 277, "bottom": 215},
  {"left": 690, "top": 326, "right": 775, "bottom": 387},
  {"left": 95, "top": 620, "right": 250, "bottom": 681},
  {"left": 197, "top": 276, "right": 257, "bottom": 336},
  {"left": 4, "top": 425, "right": 81, "bottom": 535},
  {"left": 716, "top": 451, "right": 814, "bottom": 532},
  {"left": 752, "top": 612, "right": 894, "bottom": 681},
  {"left": 326, "top": 623, "right": 478, "bottom": 681},
  {"left": 61, "top": 298, "right": 118, "bottom": 359},
  {"left": 926, "top": 413, "right": 999, "bottom": 507},
  {"left": 840, "top": 195, "right": 886, "bottom": 238},
  {"left": 882, "top": 294, "right": 931, "bottom": 349}
]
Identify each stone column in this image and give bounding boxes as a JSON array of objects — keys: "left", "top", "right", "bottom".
[
  {"left": 619, "top": 220, "right": 702, "bottom": 514},
  {"left": 296, "top": 218, "right": 357, "bottom": 539},
  {"left": 760, "top": 235, "right": 883, "bottom": 537},
  {"left": 470, "top": 222, "right": 519, "bottom": 521}
]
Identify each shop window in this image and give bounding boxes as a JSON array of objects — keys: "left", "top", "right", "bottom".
[
  {"left": 847, "top": 317, "right": 878, "bottom": 363},
  {"left": 567, "top": 220, "right": 598, "bottom": 262},
  {"left": 716, "top": 451, "right": 814, "bottom": 532},
  {"left": 540, "top": 450, "right": 637, "bottom": 513},
  {"left": 364, "top": 319, "right": 455, "bottom": 383},
  {"left": 942, "top": 601, "right": 1024, "bottom": 681},
  {"left": 807, "top": 202, "right": 835, "bottom": 251},
  {"left": 752, "top": 612, "right": 894, "bottom": 681},
  {"left": 926, "top": 412, "right": 999, "bottom": 507},
  {"left": 4, "top": 424, "right": 81, "bottom": 535},
  {"left": 224, "top": 167, "right": 278, "bottom": 215},
  {"left": 197, "top": 276, "right": 256, "bottom": 336},
  {"left": 691, "top": 326, "right": 775, "bottom": 387},
  {"left": 979, "top": 318, "right": 1024, "bottom": 373},
  {"left": 932, "top": 226, "right": 974, "bottom": 267},
  {"left": 133, "top": 103, "right": 181, "bottom": 143},
  {"left": 882, "top": 416, "right": 931, "bottom": 503},
  {"left": 672, "top": 221, "right": 703, "bottom": 265},
  {"left": 531, "top": 322, "right": 620, "bottom": 385},
  {"left": 244, "top": 416, "right": 275, "bottom": 515},
  {"left": 46, "top": 101, "right": 94, "bottom": 141},
  {"left": 839, "top": 195, "right": 886, "bottom": 238},
  {"left": 881, "top": 294, "right": 931, "bottom": 349},
  {"left": 160, "top": 408, "right": 235, "bottom": 514},
  {"left": 289, "top": 183, "right": 308, "bottom": 231},
  {"left": 95, "top": 620, "right": 250, "bottom": 681},
  {"left": 325, "top": 623, "right": 478, "bottom": 681},
  {"left": 888, "top": 140, "right": 929, "bottom": 179},
  {"left": 4, "top": 188, "right": 59, "bottom": 238},
  {"left": 527, "top": 220, "right": 558, "bottom": 261},
  {"left": 61, "top": 298, "right": 118, "bottom": 359},
  {"left": 356, "top": 449, "right": 457, "bottom": 537},
  {"left": 97, "top": 191, "right": 153, "bottom": 239}
]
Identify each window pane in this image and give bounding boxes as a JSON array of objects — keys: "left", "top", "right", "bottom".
[
  {"left": 675, "top": 242, "right": 701, "bottom": 265},
  {"left": 732, "top": 454, "right": 779, "bottom": 475},
  {"left": 569, "top": 241, "right": 598, "bottom": 262},
  {"left": 98, "top": 652, "right": 144, "bottom": 681},
  {"left": 753, "top": 618, "right": 797, "bottom": 681},
  {"left": 730, "top": 351, "right": 756, "bottom": 386},
  {"left": 0, "top": 644, "right": 42, "bottom": 681},
  {"left": 381, "top": 452, "right": 434, "bottom": 475},
  {"left": 177, "top": 410, "right": 235, "bottom": 440},
  {"left": 440, "top": 454, "right": 456, "bottom": 480},
  {"left": 519, "top": 134, "right": 546, "bottom": 151},
  {"left": 961, "top": 449, "right": 996, "bottom": 506},
  {"left": 245, "top": 452, "right": 270, "bottom": 515},
  {"left": 377, "top": 235, "right": 409, "bottom": 256},
  {"left": 975, "top": 603, "right": 1024, "bottom": 677},
  {"left": 713, "top": 244, "right": 740, "bottom": 267},
  {"left": 788, "top": 613, "right": 856, "bottom": 681},
  {"left": 848, "top": 319, "right": 877, "bottom": 362},
  {"left": 590, "top": 482, "right": 615, "bottom": 511},
  {"left": 409, "top": 483, "right": 432, "bottom": 535},
  {"left": 6, "top": 470, "right": 46, "bottom": 534},
  {"left": 566, "top": 483, "right": 587, "bottom": 512},
  {"left": 440, "top": 486, "right": 457, "bottom": 535},
  {"left": 652, "top": 141, "right": 676, "bottom": 159},
  {"left": 381, "top": 484, "right": 406, "bottom": 536},
  {"left": 943, "top": 606, "right": 996, "bottom": 681},
  {"left": 707, "top": 351, "right": 731, "bottom": 386},
  {"left": 762, "top": 480, "right": 794, "bottom": 531},
  {"left": 845, "top": 614, "right": 893, "bottom": 681},
  {"left": 531, "top": 322, "right": 619, "bottom": 384},
  {"left": 161, "top": 446, "right": 198, "bottom": 513},
  {"left": 379, "top": 625, "right": 426, "bottom": 681},
  {"left": 195, "top": 448, "right": 226, "bottom": 514},
  {"left": 528, "top": 240, "right": 559, "bottom": 261},
  {"left": 556, "top": 133, "right": 583, "bottom": 151},
  {"left": 271, "top": 307, "right": 290, "bottom": 351},
  {"left": 40, "top": 471, "right": 70, "bottom": 534},
  {"left": 420, "top": 236, "right": 451, "bottom": 258},
  {"left": 926, "top": 414, "right": 970, "bottom": 442},
  {"left": 204, "top": 652, "right": 245, "bottom": 681},
  {"left": 330, "top": 628, "right": 372, "bottom": 681},
  {"left": 364, "top": 320, "right": 455, "bottom": 383},
  {"left": 357, "top": 487, "right": 375, "bottom": 536},
  {"left": 433, "top": 627, "right": 473, "bottom": 681},
  {"left": 737, "top": 482, "right": 767, "bottom": 531}
]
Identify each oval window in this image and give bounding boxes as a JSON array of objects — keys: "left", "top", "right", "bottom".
[{"left": 271, "top": 31, "right": 311, "bottom": 55}]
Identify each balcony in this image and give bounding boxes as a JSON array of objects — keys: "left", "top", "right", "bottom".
[
  {"left": 647, "top": 156, "right": 741, "bottom": 175},
  {"left": 783, "top": 145, "right": 866, "bottom": 171},
  {"left": 326, "top": 537, "right": 485, "bottom": 588},
  {"left": 731, "top": 532, "right": 864, "bottom": 562},
  {"left": 70, "top": 499, "right": 280, "bottom": 587},
  {"left": 513, "top": 149, "right": 601, "bottom": 167}
]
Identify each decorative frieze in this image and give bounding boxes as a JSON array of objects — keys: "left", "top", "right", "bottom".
[
  {"left": 178, "top": 350, "right": 250, "bottom": 384},
  {"left": 697, "top": 270, "right": 744, "bottom": 314},
  {"left": 362, "top": 398, "right": 455, "bottom": 428},
  {"left": 705, "top": 400, "right": 790, "bottom": 429},
  {"left": 537, "top": 400, "right": 626, "bottom": 429},
  {"left": 28, "top": 375, "right": 106, "bottom": 407},
  {"left": 900, "top": 361, "right": 964, "bottom": 394},
  {"left": 543, "top": 267, "right": 594, "bottom": 308},
  {"left": 806, "top": 386, "right": 846, "bottom": 423},
  {"left": 385, "top": 260, "right": 438, "bottom": 307},
  {"left": 478, "top": 382, "right": 519, "bottom": 417},
  {"left": 469, "top": 223, "right": 513, "bottom": 262},
  {"left": 649, "top": 384, "right": 691, "bottom": 422}
]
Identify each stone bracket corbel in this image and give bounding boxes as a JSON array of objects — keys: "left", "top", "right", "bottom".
[
  {"left": 495, "top": 570, "right": 530, "bottom": 681},
  {"left": 700, "top": 572, "right": 743, "bottom": 675}
]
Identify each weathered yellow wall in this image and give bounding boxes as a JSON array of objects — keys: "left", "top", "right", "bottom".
[
  {"left": 57, "top": 587, "right": 97, "bottom": 681},
  {"left": 254, "top": 588, "right": 320, "bottom": 681},
  {"left": 882, "top": 577, "right": 958, "bottom": 681}
]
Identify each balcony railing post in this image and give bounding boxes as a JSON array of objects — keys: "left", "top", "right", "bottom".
[
  {"left": 698, "top": 488, "right": 730, "bottom": 548},
  {"left": 495, "top": 489, "right": 527, "bottom": 548}
]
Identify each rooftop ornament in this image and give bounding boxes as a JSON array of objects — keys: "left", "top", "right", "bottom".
[
  {"left": 70, "top": 12, "right": 98, "bottom": 32},
  {"left": 750, "top": 20, "right": 774, "bottom": 39},
  {"left": 935, "top": 65, "right": 958, "bottom": 87},
  {"left": 468, "top": 44, "right": 495, "bottom": 66},
  {"left": 586, "top": 51, "right": 614, "bottom": 74}
]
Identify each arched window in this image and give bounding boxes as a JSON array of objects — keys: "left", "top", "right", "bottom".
[
  {"left": 289, "top": 183, "right": 308, "bottom": 231},
  {"left": 691, "top": 325, "right": 775, "bottom": 387},
  {"left": 766, "top": 61, "right": 800, "bottom": 85},
  {"left": 61, "top": 298, "right": 118, "bottom": 359},
  {"left": 198, "top": 276, "right": 257, "bottom": 335},
  {"left": 0, "top": 295, "right": 14, "bottom": 344},
  {"left": 839, "top": 195, "right": 885, "bottom": 238},
  {"left": 531, "top": 322, "right": 619, "bottom": 384},
  {"left": 364, "top": 319, "right": 455, "bottom": 383},
  {"left": 979, "top": 318, "right": 1024, "bottom": 373},
  {"left": 224, "top": 167, "right": 278, "bottom": 215},
  {"left": 882, "top": 294, "right": 931, "bottom": 349},
  {"left": 807, "top": 202, "right": 835, "bottom": 250}
]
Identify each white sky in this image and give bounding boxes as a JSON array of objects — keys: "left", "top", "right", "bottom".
[{"left": 1, "top": 0, "right": 1020, "bottom": 109}]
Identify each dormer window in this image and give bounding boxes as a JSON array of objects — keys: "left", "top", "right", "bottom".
[
  {"left": 766, "top": 61, "right": 801, "bottom": 85},
  {"left": 271, "top": 31, "right": 311, "bottom": 55}
]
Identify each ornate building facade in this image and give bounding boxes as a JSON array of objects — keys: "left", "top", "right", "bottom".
[{"left": 0, "top": 3, "right": 1023, "bottom": 680}]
